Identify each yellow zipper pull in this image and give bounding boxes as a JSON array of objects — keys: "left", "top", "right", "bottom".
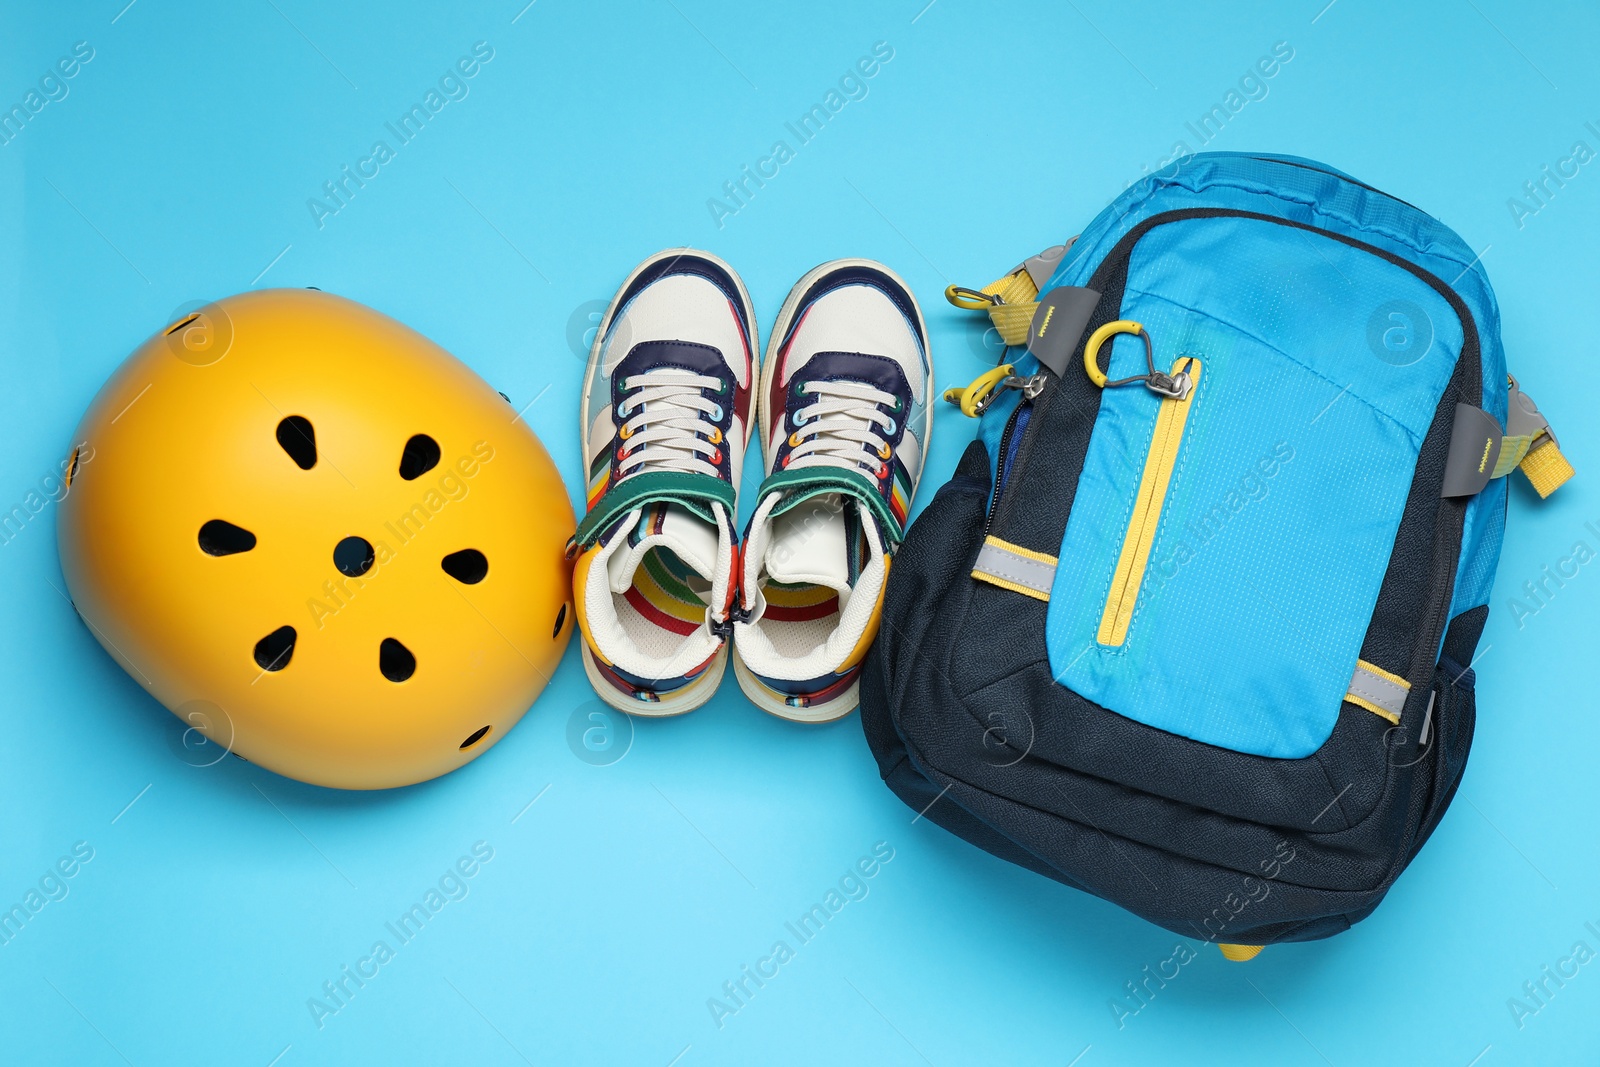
[
  {"left": 1096, "top": 355, "right": 1204, "bottom": 647},
  {"left": 944, "top": 364, "right": 1013, "bottom": 417},
  {"left": 1084, "top": 320, "right": 1192, "bottom": 400},
  {"left": 943, "top": 365, "right": 1049, "bottom": 418}
]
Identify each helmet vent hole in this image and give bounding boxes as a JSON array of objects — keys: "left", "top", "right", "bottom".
[
  {"left": 459, "top": 725, "right": 491, "bottom": 750},
  {"left": 199, "top": 519, "right": 258, "bottom": 556},
  {"left": 253, "top": 626, "right": 297, "bottom": 671},
  {"left": 66, "top": 447, "right": 81, "bottom": 487},
  {"left": 276, "top": 416, "right": 318, "bottom": 470},
  {"left": 553, "top": 603, "right": 568, "bottom": 639},
  {"left": 441, "top": 549, "right": 488, "bottom": 584},
  {"left": 380, "top": 638, "right": 416, "bottom": 682},
  {"left": 334, "top": 536, "right": 376, "bottom": 577},
  {"left": 399, "top": 434, "right": 441, "bottom": 480}
]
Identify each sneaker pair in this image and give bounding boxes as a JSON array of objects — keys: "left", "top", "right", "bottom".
[{"left": 571, "top": 249, "right": 932, "bottom": 723}]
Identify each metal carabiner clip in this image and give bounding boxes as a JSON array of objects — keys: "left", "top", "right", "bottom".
[{"left": 945, "top": 284, "right": 1004, "bottom": 310}]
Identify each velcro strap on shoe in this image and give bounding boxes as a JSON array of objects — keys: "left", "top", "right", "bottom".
[
  {"left": 758, "top": 466, "right": 902, "bottom": 543},
  {"left": 971, "top": 535, "right": 1057, "bottom": 601},
  {"left": 573, "top": 471, "right": 734, "bottom": 550},
  {"left": 1345, "top": 659, "right": 1409, "bottom": 724}
]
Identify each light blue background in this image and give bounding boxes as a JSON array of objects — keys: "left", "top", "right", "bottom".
[{"left": 3, "top": 1, "right": 1597, "bottom": 1064}]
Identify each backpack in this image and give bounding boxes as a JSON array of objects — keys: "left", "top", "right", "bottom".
[{"left": 859, "top": 152, "right": 1573, "bottom": 957}]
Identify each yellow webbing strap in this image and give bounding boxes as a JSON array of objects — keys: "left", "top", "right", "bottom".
[
  {"left": 1490, "top": 432, "right": 1573, "bottom": 498},
  {"left": 945, "top": 267, "right": 1040, "bottom": 347},
  {"left": 1499, "top": 377, "right": 1574, "bottom": 499},
  {"left": 1519, "top": 438, "right": 1575, "bottom": 499},
  {"left": 1491, "top": 433, "right": 1540, "bottom": 479}
]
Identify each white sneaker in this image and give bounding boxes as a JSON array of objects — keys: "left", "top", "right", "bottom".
[
  {"left": 732, "top": 260, "right": 933, "bottom": 723},
  {"left": 572, "top": 249, "right": 756, "bottom": 715}
]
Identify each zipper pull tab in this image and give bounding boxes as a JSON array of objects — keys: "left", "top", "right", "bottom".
[
  {"left": 978, "top": 372, "right": 1049, "bottom": 415},
  {"left": 1145, "top": 370, "right": 1192, "bottom": 400},
  {"left": 1007, "top": 372, "right": 1049, "bottom": 401},
  {"left": 944, "top": 366, "right": 1050, "bottom": 418},
  {"left": 1084, "top": 320, "right": 1194, "bottom": 401}
]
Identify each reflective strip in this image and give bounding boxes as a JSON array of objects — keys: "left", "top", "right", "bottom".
[
  {"left": 1345, "top": 659, "right": 1410, "bottom": 724},
  {"left": 972, "top": 536, "right": 1057, "bottom": 601}
]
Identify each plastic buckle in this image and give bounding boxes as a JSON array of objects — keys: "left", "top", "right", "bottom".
[
  {"left": 1021, "top": 242, "right": 1071, "bottom": 290},
  {"left": 1507, "top": 374, "right": 1557, "bottom": 450}
]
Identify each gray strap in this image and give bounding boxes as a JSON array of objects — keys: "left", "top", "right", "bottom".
[
  {"left": 1346, "top": 660, "right": 1410, "bottom": 724},
  {"left": 971, "top": 537, "right": 1056, "bottom": 601}
]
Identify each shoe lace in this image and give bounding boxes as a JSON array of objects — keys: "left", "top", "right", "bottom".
[
  {"left": 615, "top": 368, "right": 726, "bottom": 480},
  {"left": 784, "top": 379, "right": 898, "bottom": 478}
]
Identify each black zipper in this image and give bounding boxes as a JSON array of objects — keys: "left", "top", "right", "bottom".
[
  {"left": 1411, "top": 495, "right": 1469, "bottom": 689},
  {"left": 985, "top": 400, "right": 1029, "bottom": 535}
]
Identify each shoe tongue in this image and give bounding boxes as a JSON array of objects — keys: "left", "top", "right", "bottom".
[
  {"left": 606, "top": 503, "right": 721, "bottom": 593},
  {"left": 762, "top": 491, "right": 854, "bottom": 594}
]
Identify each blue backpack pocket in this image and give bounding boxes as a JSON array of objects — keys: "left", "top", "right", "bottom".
[{"left": 1042, "top": 213, "right": 1464, "bottom": 758}]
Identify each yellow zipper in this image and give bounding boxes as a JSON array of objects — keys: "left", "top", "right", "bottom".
[{"left": 1097, "top": 356, "right": 1203, "bottom": 647}]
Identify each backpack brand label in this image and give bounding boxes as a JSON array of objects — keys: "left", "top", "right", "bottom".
[{"left": 1026, "top": 286, "right": 1100, "bottom": 378}]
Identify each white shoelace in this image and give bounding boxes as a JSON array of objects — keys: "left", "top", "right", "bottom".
[
  {"left": 615, "top": 368, "right": 725, "bottom": 479},
  {"left": 785, "top": 379, "right": 898, "bottom": 476}
]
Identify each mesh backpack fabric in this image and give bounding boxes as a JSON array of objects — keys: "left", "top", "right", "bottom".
[{"left": 860, "top": 153, "right": 1558, "bottom": 948}]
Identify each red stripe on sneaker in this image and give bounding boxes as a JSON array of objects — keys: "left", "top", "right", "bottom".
[
  {"left": 792, "top": 668, "right": 859, "bottom": 707},
  {"left": 718, "top": 296, "right": 755, "bottom": 449},
  {"left": 763, "top": 597, "right": 840, "bottom": 623},
  {"left": 767, "top": 304, "right": 817, "bottom": 441},
  {"left": 623, "top": 584, "right": 701, "bottom": 636}
]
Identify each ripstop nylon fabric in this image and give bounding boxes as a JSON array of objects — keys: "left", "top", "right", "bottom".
[
  {"left": 1043, "top": 213, "right": 1463, "bottom": 757},
  {"left": 1022, "top": 153, "right": 1508, "bottom": 635}
]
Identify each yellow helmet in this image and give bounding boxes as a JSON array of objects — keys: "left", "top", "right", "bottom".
[{"left": 58, "top": 289, "right": 573, "bottom": 789}]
